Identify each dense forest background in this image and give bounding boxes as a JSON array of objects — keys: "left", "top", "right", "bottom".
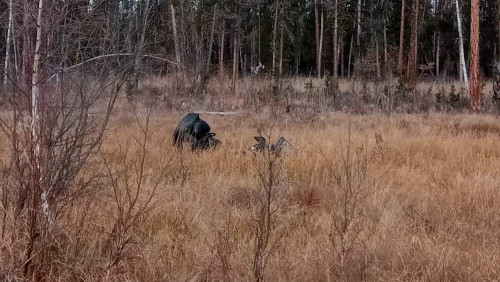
[{"left": 0, "top": 0, "right": 499, "bottom": 90}]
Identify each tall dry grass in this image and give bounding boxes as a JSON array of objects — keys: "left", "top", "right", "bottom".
[
  {"left": 137, "top": 75, "right": 495, "bottom": 114},
  {"left": 35, "top": 109, "right": 500, "bottom": 280},
  {"left": 2, "top": 75, "right": 500, "bottom": 281}
]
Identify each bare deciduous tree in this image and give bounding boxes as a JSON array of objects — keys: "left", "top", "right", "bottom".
[{"left": 0, "top": 0, "right": 131, "bottom": 278}]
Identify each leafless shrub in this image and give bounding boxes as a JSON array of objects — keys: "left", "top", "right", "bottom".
[
  {"left": 209, "top": 212, "right": 237, "bottom": 282},
  {"left": 99, "top": 106, "right": 172, "bottom": 273},
  {"left": 323, "top": 125, "right": 374, "bottom": 281},
  {"left": 251, "top": 126, "right": 288, "bottom": 282},
  {"left": 0, "top": 75, "right": 125, "bottom": 280},
  {"left": 0, "top": 0, "right": 138, "bottom": 277}
]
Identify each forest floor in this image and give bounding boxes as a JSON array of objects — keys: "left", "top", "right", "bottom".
[{"left": 94, "top": 107, "right": 500, "bottom": 281}]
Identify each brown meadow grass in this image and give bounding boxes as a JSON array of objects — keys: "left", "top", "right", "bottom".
[
  {"left": 2, "top": 76, "right": 500, "bottom": 281},
  {"left": 89, "top": 107, "right": 500, "bottom": 281}
]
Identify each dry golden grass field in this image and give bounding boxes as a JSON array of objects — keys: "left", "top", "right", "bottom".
[
  {"left": 93, "top": 107, "right": 500, "bottom": 281},
  {"left": 2, "top": 78, "right": 500, "bottom": 281}
]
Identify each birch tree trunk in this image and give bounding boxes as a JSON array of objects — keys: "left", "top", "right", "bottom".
[
  {"left": 398, "top": 0, "right": 406, "bottom": 75},
  {"left": 455, "top": 0, "right": 468, "bottom": 83},
  {"left": 3, "top": 0, "right": 13, "bottom": 86},
  {"left": 470, "top": 0, "right": 480, "bottom": 110},
  {"left": 407, "top": 0, "right": 419, "bottom": 86},
  {"left": 32, "top": 0, "right": 51, "bottom": 226}
]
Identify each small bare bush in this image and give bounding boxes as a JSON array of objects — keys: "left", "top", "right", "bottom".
[
  {"left": 100, "top": 107, "right": 172, "bottom": 273},
  {"left": 251, "top": 128, "right": 288, "bottom": 282},
  {"left": 323, "top": 126, "right": 374, "bottom": 281}
]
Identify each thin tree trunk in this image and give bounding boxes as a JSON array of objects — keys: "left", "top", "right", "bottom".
[
  {"left": 232, "top": 34, "right": 238, "bottom": 87},
  {"left": 206, "top": 3, "right": 217, "bottom": 76},
  {"left": 295, "top": 15, "right": 301, "bottom": 76},
  {"left": 170, "top": 3, "right": 183, "bottom": 77},
  {"left": 251, "top": 27, "right": 256, "bottom": 69},
  {"left": 383, "top": 19, "right": 387, "bottom": 66},
  {"left": 258, "top": 5, "right": 262, "bottom": 63},
  {"left": 357, "top": 0, "right": 362, "bottom": 45},
  {"left": 315, "top": 0, "right": 324, "bottom": 78},
  {"left": 239, "top": 44, "right": 244, "bottom": 76},
  {"left": 3, "top": 0, "right": 13, "bottom": 86},
  {"left": 407, "top": 0, "right": 419, "bottom": 86},
  {"left": 279, "top": 17, "right": 284, "bottom": 77},
  {"left": 272, "top": 2, "right": 279, "bottom": 74},
  {"left": 243, "top": 54, "right": 247, "bottom": 76},
  {"left": 436, "top": 0, "right": 443, "bottom": 77},
  {"left": 23, "top": 1, "right": 34, "bottom": 92},
  {"left": 219, "top": 20, "right": 225, "bottom": 78},
  {"left": 32, "top": 0, "right": 50, "bottom": 226},
  {"left": 58, "top": 2, "right": 69, "bottom": 86},
  {"left": 315, "top": 0, "right": 320, "bottom": 76},
  {"left": 498, "top": 0, "right": 500, "bottom": 60},
  {"left": 232, "top": 11, "right": 240, "bottom": 94},
  {"left": 12, "top": 16, "right": 18, "bottom": 78},
  {"left": 470, "top": 0, "right": 480, "bottom": 110},
  {"left": 125, "top": 0, "right": 135, "bottom": 94},
  {"left": 319, "top": 4, "right": 324, "bottom": 78},
  {"left": 376, "top": 37, "right": 381, "bottom": 79},
  {"left": 133, "top": 0, "right": 151, "bottom": 89},
  {"left": 348, "top": 35, "right": 354, "bottom": 78},
  {"left": 455, "top": 0, "right": 468, "bottom": 83},
  {"left": 333, "top": 0, "right": 338, "bottom": 80},
  {"left": 398, "top": 0, "right": 406, "bottom": 75},
  {"left": 341, "top": 38, "right": 345, "bottom": 78},
  {"left": 436, "top": 32, "right": 441, "bottom": 77}
]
